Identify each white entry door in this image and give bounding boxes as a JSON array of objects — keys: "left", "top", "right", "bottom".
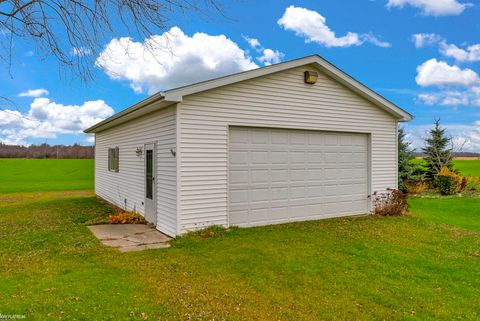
[
  {"left": 228, "top": 127, "right": 369, "bottom": 227},
  {"left": 144, "top": 143, "right": 157, "bottom": 225}
]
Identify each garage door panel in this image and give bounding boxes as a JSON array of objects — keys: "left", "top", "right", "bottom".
[
  {"left": 271, "top": 151, "right": 289, "bottom": 163},
  {"left": 230, "top": 151, "right": 248, "bottom": 165},
  {"left": 229, "top": 170, "right": 249, "bottom": 184},
  {"left": 229, "top": 127, "right": 368, "bottom": 227},
  {"left": 271, "top": 188, "right": 289, "bottom": 200}
]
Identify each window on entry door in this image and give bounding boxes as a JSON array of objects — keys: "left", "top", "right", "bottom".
[{"left": 146, "top": 149, "right": 153, "bottom": 199}]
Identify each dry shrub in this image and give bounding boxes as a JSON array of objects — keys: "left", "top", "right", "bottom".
[
  {"left": 435, "top": 167, "right": 462, "bottom": 195},
  {"left": 373, "top": 189, "right": 407, "bottom": 216},
  {"left": 405, "top": 180, "right": 426, "bottom": 195},
  {"left": 197, "top": 226, "right": 229, "bottom": 238},
  {"left": 465, "top": 176, "right": 480, "bottom": 193},
  {"left": 108, "top": 211, "right": 146, "bottom": 224}
]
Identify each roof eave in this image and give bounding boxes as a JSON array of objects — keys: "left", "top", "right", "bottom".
[{"left": 84, "top": 93, "right": 173, "bottom": 133}]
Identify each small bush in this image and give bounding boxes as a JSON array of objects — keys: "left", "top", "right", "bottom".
[
  {"left": 465, "top": 176, "right": 480, "bottom": 193},
  {"left": 108, "top": 211, "right": 146, "bottom": 224},
  {"left": 435, "top": 167, "right": 462, "bottom": 195},
  {"left": 373, "top": 189, "right": 407, "bottom": 216},
  {"left": 404, "top": 180, "right": 426, "bottom": 195}
]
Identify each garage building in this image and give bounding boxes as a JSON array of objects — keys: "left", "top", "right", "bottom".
[{"left": 84, "top": 55, "right": 413, "bottom": 237}]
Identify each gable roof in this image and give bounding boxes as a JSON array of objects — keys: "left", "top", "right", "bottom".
[{"left": 84, "top": 55, "right": 413, "bottom": 133}]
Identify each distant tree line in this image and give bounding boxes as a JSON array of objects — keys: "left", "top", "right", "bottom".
[
  {"left": 413, "top": 151, "right": 480, "bottom": 158},
  {"left": 0, "top": 143, "right": 94, "bottom": 159}
]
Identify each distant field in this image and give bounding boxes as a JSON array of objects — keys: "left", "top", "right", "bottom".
[
  {"left": 453, "top": 160, "right": 480, "bottom": 177},
  {"left": 0, "top": 159, "right": 93, "bottom": 194},
  {"left": 411, "top": 158, "right": 480, "bottom": 177}
]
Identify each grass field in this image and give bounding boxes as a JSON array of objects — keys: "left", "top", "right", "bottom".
[
  {"left": 0, "top": 191, "right": 479, "bottom": 320},
  {"left": 453, "top": 160, "right": 480, "bottom": 177},
  {"left": 1, "top": 159, "right": 479, "bottom": 319},
  {"left": 0, "top": 159, "right": 93, "bottom": 193},
  {"left": 410, "top": 158, "right": 480, "bottom": 177}
]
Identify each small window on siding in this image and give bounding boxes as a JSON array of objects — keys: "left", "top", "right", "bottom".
[{"left": 108, "top": 147, "right": 119, "bottom": 172}]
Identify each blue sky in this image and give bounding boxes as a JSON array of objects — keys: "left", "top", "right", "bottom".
[{"left": 1, "top": 0, "right": 480, "bottom": 151}]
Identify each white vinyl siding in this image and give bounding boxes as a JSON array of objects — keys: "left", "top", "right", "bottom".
[
  {"left": 177, "top": 65, "right": 397, "bottom": 233},
  {"left": 95, "top": 105, "right": 177, "bottom": 236}
]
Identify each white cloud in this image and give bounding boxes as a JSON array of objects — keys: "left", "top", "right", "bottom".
[
  {"left": 441, "top": 95, "right": 470, "bottom": 106},
  {"left": 72, "top": 47, "right": 92, "bottom": 56},
  {"left": 96, "top": 27, "right": 258, "bottom": 94},
  {"left": 440, "top": 42, "right": 480, "bottom": 62},
  {"left": 417, "top": 87, "right": 480, "bottom": 106},
  {"left": 277, "top": 6, "right": 391, "bottom": 48},
  {"left": 405, "top": 122, "right": 480, "bottom": 152},
  {"left": 243, "top": 36, "right": 261, "bottom": 50},
  {"left": 412, "top": 33, "right": 442, "bottom": 48},
  {"left": 416, "top": 58, "right": 479, "bottom": 87},
  {"left": 386, "top": 0, "right": 472, "bottom": 16},
  {"left": 0, "top": 97, "right": 113, "bottom": 145},
  {"left": 243, "top": 36, "right": 285, "bottom": 66},
  {"left": 361, "top": 33, "right": 392, "bottom": 48},
  {"left": 257, "top": 49, "right": 284, "bottom": 65},
  {"left": 417, "top": 93, "right": 440, "bottom": 105},
  {"left": 412, "top": 34, "right": 480, "bottom": 63},
  {"left": 18, "top": 88, "right": 49, "bottom": 98}
]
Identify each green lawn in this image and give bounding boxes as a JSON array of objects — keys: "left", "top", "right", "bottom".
[
  {"left": 0, "top": 159, "right": 94, "bottom": 193},
  {"left": 409, "top": 197, "right": 480, "bottom": 231},
  {"left": 453, "top": 160, "right": 480, "bottom": 177},
  {"left": 411, "top": 158, "right": 480, "bottom": 177},
  {"left": 0, "top": 191, "right": 479, "bottom": 320}
]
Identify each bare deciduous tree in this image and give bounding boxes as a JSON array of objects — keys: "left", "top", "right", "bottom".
[
  {"left": 0, "top": 142, "right": 94, "bottom": 158},
  {"left": 0, "top": 0, "right": 222, "bottom": 79}
]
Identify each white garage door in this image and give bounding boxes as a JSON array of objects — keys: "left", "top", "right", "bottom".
[{"left": 228, "top": 127, "right": 369, "bottom": 227}]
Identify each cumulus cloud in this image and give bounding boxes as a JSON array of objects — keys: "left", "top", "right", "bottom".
[
  {"left": 96, "top": 27, "right": 258, "bottom": 94},
  {"left": 415, "top": 58, "right": 480, "bottom": 107},
  {"left": 440, "top": 42, "right": 480, "bottom": 62},
  {"left": 412, "top": 33, "right": 442, "bottom": 48},
  {"left": 257, "top": 49, "right": 284, "bottom": 65},
  {"left": 18, "top": 88, "right": 49, "bottom": 98},
  {"left": 412, "top": 34, "right": 480, "bottom": 63},
  {"left": 386, "top": 0, "right": 472, "bottom": 16},
  {"left": 277, "top": 6, "right": 391, "bottom": 48},
  {"left": 415, "top": 58, "right": 479, "bottom": 87},
  {"left": 417, "top": 93, "right": 440, "bottom": 105},
  {"left": 243, "top": 36, "right": 285, "bottom": 65},
  {"left": 0, "top": 97, "right": 114, "bottom": 145},
  {"left": 417, "top": 89, "right": 477, "bottom": 106},
  {"left": 404, "top": 122, "right": 480, "bottom": 152},
  {"left": 243, "top": 36, "right": 262, "bottom": 50}
]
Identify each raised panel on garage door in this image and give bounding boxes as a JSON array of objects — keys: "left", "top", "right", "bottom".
[{"left": 228, "top": 127, "right": 369, "bottom": 227}]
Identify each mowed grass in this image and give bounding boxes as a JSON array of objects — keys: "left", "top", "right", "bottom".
[
  {"left": 0, "top": 159, "right": 93, "bottom": 193},
  {"left": 409, "top": 197, "right": 480, "bottom": 231},
  {"left": 0, "top": 191, "right": 479, "bottom": 320},
  {"left": 453, "top": 160, "right": 480, "bottom": 177},
  {"left": 411, "top": 158, "right": 480, "bottom": 177}
]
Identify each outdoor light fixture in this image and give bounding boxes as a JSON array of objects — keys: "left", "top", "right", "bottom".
[
  {"left": 304, "top": 71, "right": 318, "bottom": 84},
  {"left": 135, "top": 147, "right": 143, "bottom": 156}
]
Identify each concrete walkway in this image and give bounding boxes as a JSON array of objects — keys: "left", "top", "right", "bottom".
[{"left": 88, "top": 224, "right": 171, "bottom": 252}]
